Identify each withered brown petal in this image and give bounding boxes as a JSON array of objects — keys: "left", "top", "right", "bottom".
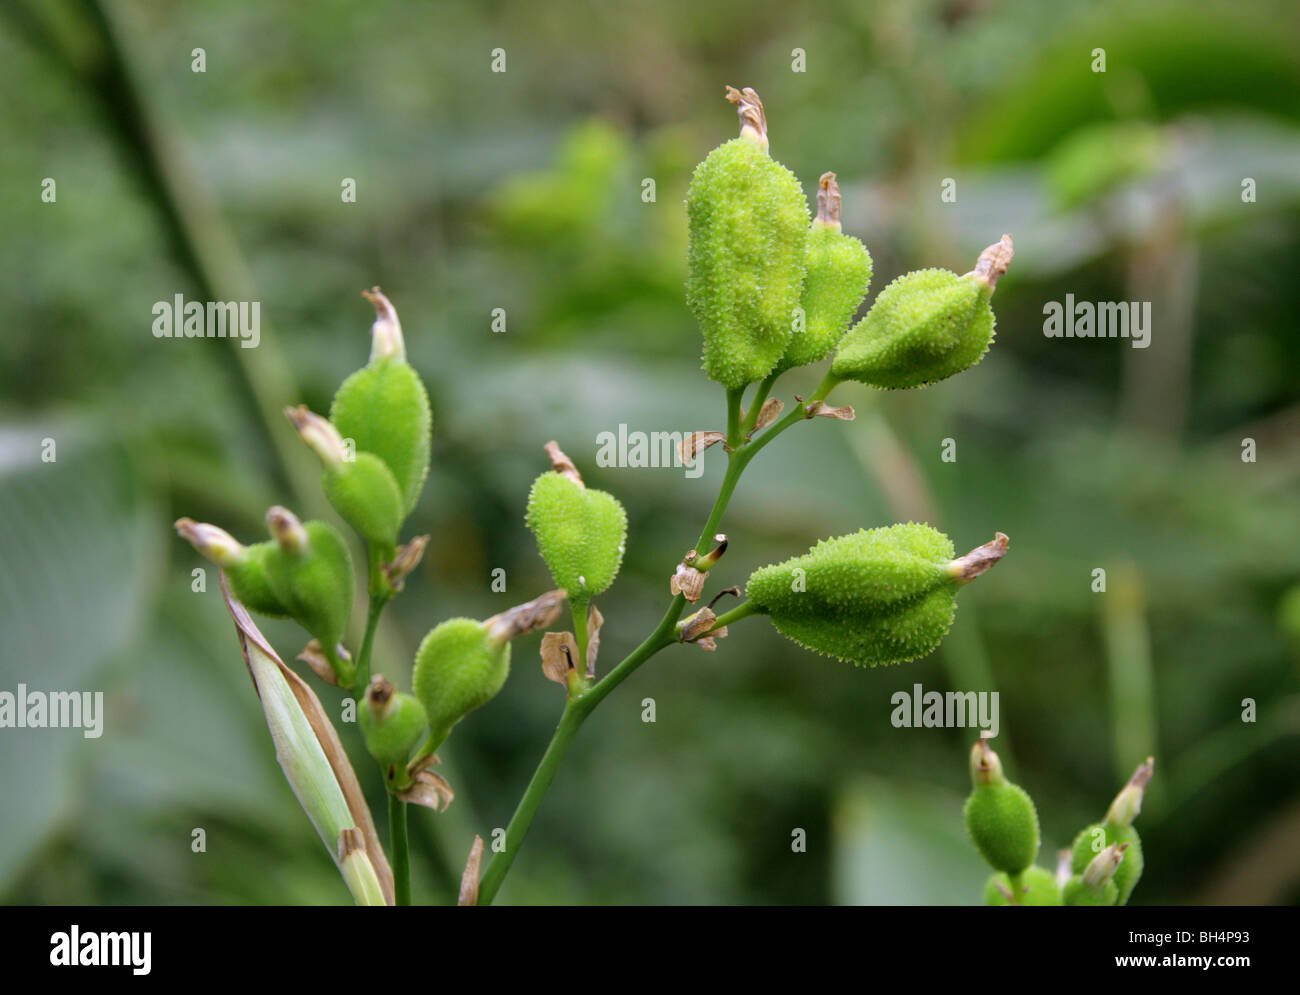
[
  {"left": 540, "top": 631, "right": 579, "bottom": 685},
  {"left": 398, "top": 768, "right": 455, "bottom": 812},
  {"left": 458, "top": 835, "right": 485, "bottom": 907},
  {"left": 679, "top": 430, "right": 727, "bottom": 466}
]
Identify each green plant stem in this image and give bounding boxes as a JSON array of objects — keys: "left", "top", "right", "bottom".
[
  {"left": 707, "top": 600, "right": 762, "bottom": 630},
  {"left": 355, "top": 592, "right": 389, "bottom": 692},
  {"left": 571, "top": 597, "right": 591, "bottom": 676},
  {"left": 476, "top": 374, "right": 837, "bottom": 905},
  {"left": 738, "top": 374, "right": 777, "bottom": 438},
  {"left": 388, "top": 793, "right": 411, "bottom": 906}
]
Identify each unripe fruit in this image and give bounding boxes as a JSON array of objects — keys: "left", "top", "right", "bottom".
[
  {"left": 412, "top": 618, "right": 511, "bottom": 748},
  {"left": 774, "top": 174, "right": 872, "bottom": 374},
  {"left": 263, "top": 512, "right": 355, "bottom": 664},
  {"left": 321, "top": 452, "right": 406, "bottom": 550},
  {"left": 330, "top": 290, "right": 432, "bottom": 519},
  {"left": 1063, "top": 843, "right": 1126, "bottom": 906},
  {"left": 525, "top": 470, "right": 627, "bottom": 601},
  {"left": 744, "top": 523, "right": 967, "bottom": 667},
  {"left": 1063, "top": 875, "right": 1118, "bottom": 906},
  {"left": 358, "top": 676, "right": 428, "bottom": 772},
  {"left": 984, "top": 867, "right": 1061, "bottom": 906},
  {"left": 686, "top": 87, "right": 809, "bottom": 390},
  {"left": 224, "top": 542, "right": 292, "bottom": 619},
  {"left": 1071, "top": 822, "right": 1143, "bottom": 906},
  {"left": 964, "top": 738, "right": 1040, "bottom": 875}
]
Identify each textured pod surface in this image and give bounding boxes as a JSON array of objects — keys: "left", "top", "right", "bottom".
[
  {"left": 1064, "top": 875, "right": 1119, "bottom": 906},
  {"left": 412, "top": 618, "right": 512, "bottom": 744},
  {"left": 983, "top": 867, "right": 1061, "bottom": 906},
  {"left": 831, "top": 269, "right": 994, "bottom": 389},
  {"left": 225, "top": 542, "right": 291, "bottom": 619},
  {"left": 264, "top": 521, "right": 355, "bottom": 652},
  {"left": 1071, "top": 822, "right": 1144, "bottom": 905},
  {"left": 330, "top": 357, "right": 431, "bottom": 519},
  {"left": 964, "top": 782, "right": 1040, "bottom": 874},
  {"left": 686, "top": 138, "right": 809, "bottom": 389},
  {"left": 525, "top": 472, "right": 627, "bottom": 599},
  {"left": 776, "top": 224, "right": 872, "bottom": 373},
  {"left": 322, "top": 452, "right": 405, "bottom": 549},
  {"left": 745, "top": 523, "right": 958, "bottom": 666},
  {"left": 359, "top": 691, "right": 428, "bottom": 770}
]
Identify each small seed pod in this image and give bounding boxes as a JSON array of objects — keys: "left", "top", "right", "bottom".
[
  {"left": 263, "top": 508, "right": 355, "bottom": 679},
  {"left": 525, "top": 445, "right": 627, "bottom": 602},
  {"left": 744, "top": 524, "right": 1007, "bottom": 667},
  {"left": 830, "top": 236, "right": 1012, "bottom": 390},
  {"left": 329, "top": 289, "right": 432, "bottom": 520},
  {"left": 1063, "top": 843, "right": 1126, "bottom": 906},
  {"left": 1069, "top": 758, "right": 1153, "bottom": 905},
  {"left": 983, "top": 866, "right": 1061, "bottom": 907},
  {"left": 686, "top": 86, "right": 809, "bottom": 389},
  {"left": 358, "top": 675, "right": 429, "bottom": 776},
  {"left": 964, "top": 738, "right": 1040, "bottom": 875},
  {"left": 174, "top": 519, "right": 291, "bottom": 619},
  {"left": 411, "top": 618, "right": 512, "bottom": 750},
  {"left": 774, "top": 173, "right": 873, "bottom": 374}
]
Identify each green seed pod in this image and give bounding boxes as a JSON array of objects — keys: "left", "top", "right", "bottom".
[
  {"left": 329, "top": 289, "right": 432, "bottom": 519},
  {"left": 830, "top": 236, "right": 1012, "bottom": 390},
  {"left": 983, "top": 867, "right": 1061, "bottom": 907},
  {"left": 174, "top": 519, "right": 291, "bottom": 618},
  {"left": 1064, "top": 844, "right": 1126, "bottom": 906},
  {"left": 263, "top": 508, "right": 355, "bottom": 669},
  {"left": 358, "top": 676, "right": 429, "bottom": 773},
  {"left": 286, "top": 406, "right": 405, "bottom": 549},
  {"left": 964, "top": 738, "right": 1040, "bottom": 875},
  {"left": 774, "top": 173, "right": 872, "bottom": 375},
  {"left": 525, "top": 444, "right": 627, "bottom": 601},
  {"left": 744, "top": 524, "right": 1007, "bottom": 667},
  {"left": 1069, "top": 758, "right": 1153, "bottom": 905},
  {"left": 686, "top": 86, "right": 809, "bottom": 390},
  {"left": 412, "top": 618, "right": 511, "bottom": 749}
]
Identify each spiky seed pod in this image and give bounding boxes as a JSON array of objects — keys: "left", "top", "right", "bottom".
[
  {"left": 174, "top": 519, "right": 292, "bottom": 618},
  {"left": 830, "top": 236, "right": 1012, "bottom": 390},
  {"left": 525, "top": 451, "right": 627, "bottom": 601},
  {"left": 964, "top": 738, "right": 1041, "bottom": 875},
  {"left": 358, "top": 676, "right": 429, "bottom": 773},
  {"left": 774, "top": 173, "right": 872, "bottom": 374},
  {"left": 686, "top": 86, "right": 809, "bottom": 389},
  {"left": 1070, "top": 758, "right": 1153, "bottom": 905},
  {"left": 329, "top": 289, "right": 432, "bottom": 520},
  {"left": 1064, "top": 844, "right": 1126, "bottom": 906},
  {"left": 983, "top": 867, "right": 1062, "bottom": 906},
  {"left": 262, "top": 509, "right": 355, "bottom": 669},
  {"left": 744, "top": 524, "right": 1007, "bottom": 667},
  {"left": 412, "top": 618, "right": 512, "bottom": 749}
]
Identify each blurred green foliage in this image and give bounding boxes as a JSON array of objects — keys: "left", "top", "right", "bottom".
[{"left": 1, "top": 0, "right": 1298, "bottom": 905}]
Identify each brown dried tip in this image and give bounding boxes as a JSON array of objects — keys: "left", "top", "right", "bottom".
[
  {"left": 297, "top": 640, "right": 341, "bottom": 686},
  {"left": 458, "top": 835, "right": 485, "bottom": 907},
  {"left": 806, "top": 400, "right": 855, "bottom": 421},
  {"left": 364, "top": 674, "right": 396, "bottom": 719},
  {"left": 540, "top": 631, "right": 580, "bottom": 686},
  {"left": 670, "top": 561, "right": 707, "bottom": 603},
  {"left": 695, "top": 533, "right": 729, "bottom": 571},
  {"left": 485, "top": 589, "right": 568, "bottom": 645},
  {"left": 399, "top": 768, "right": 454, "bottom": 812},
  {"left": 585, "top": 602, "right": 603, "bottom": 678},
  {"left": 969, "top": 235, "right": 1014, "bottom": 293},
  {"left": 725, "top": 85, "right": 768, "bottom": 151},
  {"left": 383, "top": 535, "right": 430, "bottom": 590},
  {"left": 949, "top": 532, "right": 1010, "bottom": 584},
  {"left": 752, "top": 397, "right": 785, "bottom": 434},
  {"left": 679, "top": 430, "right": 727, "bottom": 467},
  {"left": 816, "top": 172, "right": 842, "bottom": 229},
  {"left": 544, "top": 440, "right": 583, "bottom": 486}
]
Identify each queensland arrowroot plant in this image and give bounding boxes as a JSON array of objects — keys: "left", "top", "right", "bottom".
[{"left": 174, "top": 85, "right": 1130, "bottom": 906}]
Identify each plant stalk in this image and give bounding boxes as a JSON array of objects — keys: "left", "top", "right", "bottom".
[{"left": 389, "top": 793, "right": 411, "bottom": 906}]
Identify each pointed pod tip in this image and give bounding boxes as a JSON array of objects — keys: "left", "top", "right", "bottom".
[
  {"left": 724, "top": 85, "right": 768, "bottom": 150},
  {"left": 950, "top": 532, "right": 1010, "bottom": 584},
  {"left": 969, "top": 235, "right": 1015, "bottom": 293}
]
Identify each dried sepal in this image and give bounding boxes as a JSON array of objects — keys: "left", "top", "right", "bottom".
[
  {"left": 298, "top": 639, "right": 342, "bottom": 686},
  {"left": 679, "top": 430, "right": 727, "bottom": 466},
  {"left": 543, "top": 440, "right": 583, "bottom": 486},
  {"left": 484, "top": 588, "right": 567, "bottom": 644},
  {"left": 585, "top": 601, "right": 603, "bottom": 678},
  {"left": 806, "top": 400, "right": 855, "bottom": 421},
  {"left": 752, "top": 397, "right": 785, "bottom": 433},
  {"left": 384, "top": 534, "right": 430, "bottom": 590},
  {"left": 361, "top": 286, "right": 405, "bottom": 361},
  {"left": 725, "top": 84, "right": 768, "bottom": 151},
  {"left": 948, "top": 532, "right": 1010, "bottom": 584},
  {"left": 540, "top": 631, "right": 580, "bottom": 686},
  {"left": 815, "top": 171, "right": 842, "bottom": 229},
  {"left": 671, "top": 559, "right": 707, "bottom": 603},
  {"left": 458, "top": 835, "right": 485, "bottom": 907},
  {"left": 398, "top": 768, "right": 455, "bottom": 812},
  {"left": 966, "top": 234, "right": 1014, "bottom": 293}
]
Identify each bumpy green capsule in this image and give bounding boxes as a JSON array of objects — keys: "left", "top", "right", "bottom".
[
  {"left": 330, "top": 289, "right": 432, "bottom": 519},
  {"left": 525, "top": 444, "right": 627, "bottom": 601},
  {"left": 830, "top": 236, "right": 1012, "bottom": 390},
  {"left": 412, "top": 618, "right": 511, "bottom": 749},
  {"left": 983, "top": 867, "right": 1061, "bottom": 907},
  {"left": 686, "top": 86, "right": 809, "bottom": 389},
  {"left": 358, "top": 675, "right": 429, "bottom": 774},
  {"left": 964, "top": 738, "right": 1040, "bottom": 875},
  {"left": 174, "top": 519, "right": 290, "bottom": 618},
  {"left": 263, "top": 507, "right": 355, "bottom": 677},
  {"left": 744, "top": 524, "right": 1007, "bottom": 667},
  {"left": 1064, "top": 844, "right": 1126, "bottom": 906},
  {"left": 1070, "top": 757, "right": 1153, "bottom": 905},
  {"left": 774, "top": 173, "right": 872, "bottom": 374}
]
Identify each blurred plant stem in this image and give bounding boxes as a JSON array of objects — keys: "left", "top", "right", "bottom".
[
  {"left": 388, "top": 795, "right": 410, "bottom": 906},
  {"left": 1102, "top": 562, "right": 1158, "bottom": 790},
  {"left": 6, "top": 0, "right": 321, "bottom": 514}
]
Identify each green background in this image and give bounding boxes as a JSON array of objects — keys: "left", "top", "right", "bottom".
[{"left": 1, "top": 0, "right": 1298, "bottom": 905}]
